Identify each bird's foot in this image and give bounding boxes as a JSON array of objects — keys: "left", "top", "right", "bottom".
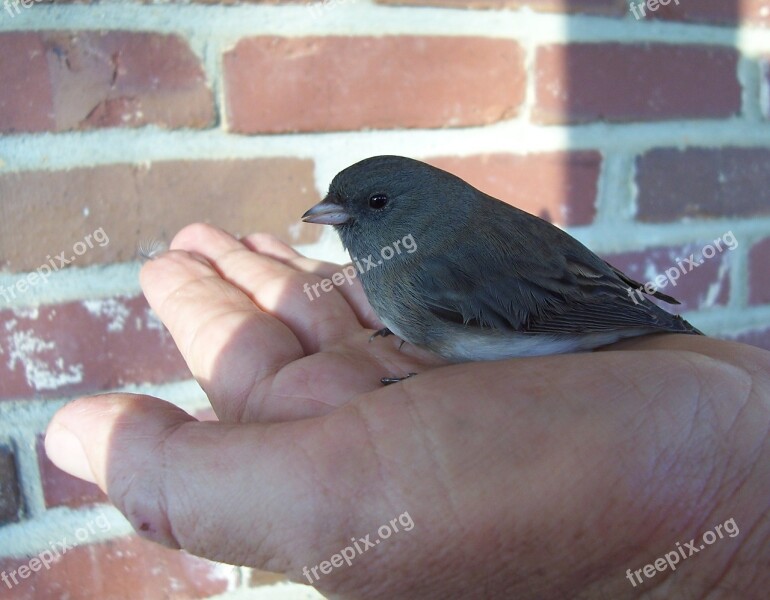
[
  {"left": 369, "top": 328, "right": 407, "bottom": 351},
  {"left": 369, "top": 328, "right": 393, "bottom": 343},
  {"left": 381, "top": 373, "right": 417, "bottom": 386}
]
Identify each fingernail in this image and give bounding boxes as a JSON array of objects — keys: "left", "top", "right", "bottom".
[{"left": 45, "top": 423, "right": 97, "bottom": 484}]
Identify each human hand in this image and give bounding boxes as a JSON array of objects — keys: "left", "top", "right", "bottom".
[{"left": 46, "top": 223, "right": 770, "bottom": 599}]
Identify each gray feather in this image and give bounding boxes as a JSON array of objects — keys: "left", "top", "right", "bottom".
[{"left": 308, "top": 155, "right": 703, "bottom": 361}]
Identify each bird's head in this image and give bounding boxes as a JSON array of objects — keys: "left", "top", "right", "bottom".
[{"left": 301, "top": 155, "right": 472, "bottom": 256}]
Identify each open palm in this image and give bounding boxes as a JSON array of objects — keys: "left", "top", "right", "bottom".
[
  {"left": 144, "top": 224, "right": 446, "bottom": 423},
  {"left": 46, "top": 223, "right": 770, "bottom": 599}
]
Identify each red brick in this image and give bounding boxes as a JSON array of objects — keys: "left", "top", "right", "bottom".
[
  {"left": 0, "top": 296, "right": 189, "bottom": 401},
  {"left": 749, "top": 238, "right": 770, "bottom": 306},
  {"left": 224, "top": 36, "right": 525, "bottom": 133},
  {"left": 426, "top": 152, "right": 599, "bottom": 226},
  {"left": 0, "top": 159, "right": 320, "bottom": 273},
  {"left": 0, "top": 31, "right": 212, "bottom": 134},
  {"left": 0, "top": 536, "right": 230, "bottom": 598},
  {"left": 36, "top": 435, "right": 107, "bottom": 509},
  {"left": 376, "top": 0, "right": 627, "bottom": 14},
  {"left": 643, "top": 0, "right": 770, "bottom": 28},
  {"left": 602, "top": 241, "right": 733, "bottom": 313},
  {"left": 0, "top": 33, "right": 55, "bottom": 133},
  {"left": 534, "top": 44, "right": 741, "bottom": 124},
  {"left": 635, "top": 148, "right": 770, "bottom": 222},
  {"left": 729, "top": 326, "right": 770, "bottom": 352},
  {"left": 0, "top": 445, "right": 22, "bottom": 525}
]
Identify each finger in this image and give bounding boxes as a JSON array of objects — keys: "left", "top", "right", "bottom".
[
  {"left": 240, "top": 233, "right": 381, "bottom": 329},
  {"left": 44, "top": 394, "right": 388, "bottom": 581},
  {"left": 140, "top": 249, "right": 304, "bottom": 420},
  {"left": 602, "top": 332, "right": 766, "bottom": 367},
  {"left": 171, "top": 224, "right": 366, "bottom": 353}
]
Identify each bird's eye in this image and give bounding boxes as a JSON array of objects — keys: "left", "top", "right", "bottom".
[{"left": 368, "top": 194, "right": 389, "bottom": 210}]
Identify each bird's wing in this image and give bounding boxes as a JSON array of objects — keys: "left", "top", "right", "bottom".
[{"left": 415, "top": 212, "right": 692, "bottom": 335}]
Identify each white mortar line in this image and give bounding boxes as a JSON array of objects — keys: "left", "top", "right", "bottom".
[
  {"left": 0, "top": 263, "right": 141, "bottom": 309},
  {"left": 207, "top": 581, "right": 327, "bottom": 599},
  {"left": 188, "top": 34, "right": 226, "bottom": 130},
  {"left": 0, "top": 380, "right": 211, "bottom": 428},
  {"left": 572, "top": 220, "right": 770, "bottom": 255},
  {"left": 517, "top": 22, "right": 541, "bottom": 124},
  {"left": 684, "top": 305, "right": 770, "bottom": 338},
  {"left": 113, "top": 378, "right": 212, "bottom": 414},
  {"left": 727, "top": 237, "right": 751, "bottom": 308},
  {"left": 11, "top": 431, "right": 46, "bottom": 519},
  {"left": 0, "top": 402, "right": 66, "bottom": 522},
  {"left": 738, "top": 56, "right": 764, "bottom": 121},
  {"left": 2, "top": 3, "right": 769, "bottom": 47},
  {"left": 211, "top": 37, "right": 228, "bottom": 130},
  {"left": 0, "top": 504, "right": 135, "bottom": 559},
  {"left": 594, "top": 151, "right": 635, "bottom": 224},
  {"left": 1, "top": 218, "right": 769, "bottom": 308},
  {"left": 760, "top": 60, "right": 770, "bottom": 120},
  {"left": 0, "top": 398, "right": 63, "bottom": 518},
  {"left": 0, "top": 398, "right": 67, "bottom": 433},
  {"left": 0, "top": 380, "right": 211, "bottom": 523},
  {"left": 3, "top": 120, "right": 770, "bottom": 176},
  {"left": 0, "top": 235, "right": 350, "bottom": 307}
]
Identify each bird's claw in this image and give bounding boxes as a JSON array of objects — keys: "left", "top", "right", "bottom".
[
  {"left": 381, "top": 373, "right": 417, "bottom": 386},
  {"left": 369, "top": 328, "right": 393, "bottom": 343}
]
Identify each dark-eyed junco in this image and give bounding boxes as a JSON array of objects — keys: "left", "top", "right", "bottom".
[{"left": 302, "top": 156, "right": 701, "bottom": 379}]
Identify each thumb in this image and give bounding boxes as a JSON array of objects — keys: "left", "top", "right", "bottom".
[{"left": 44, "top": 394, "right": 345, "bottom": 572}]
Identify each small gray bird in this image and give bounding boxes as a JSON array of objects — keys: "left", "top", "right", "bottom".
[{"left": 302, "top": 156, "right": 702, "bottom": 373}]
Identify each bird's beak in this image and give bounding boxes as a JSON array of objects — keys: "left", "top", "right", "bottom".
[{"left": 301, "top": 198, "right": 351, "bottom": 225}]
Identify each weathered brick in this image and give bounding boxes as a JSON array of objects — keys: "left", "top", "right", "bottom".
[
  {"left": 0, "top": 31, "right": 212, "bottom": 134},
  {"left": 0, "top": 296, "right": 189, "bottom": 401},
  {"left": 224, "top": 36, "right": 525, "bottom": 133},
  {"left": 635, "top": 148, "right": 770, "bottom": 222},
  {"left": 36, "top": 435, "right": 107, "bottom": 509},
  {"left": 0, "top": 444, "right": 22, "bottom": 525},
  {"left": 0, "top": 33, "right": 54, "bottom": 133},
  {"left": 0, "top": 159, "right": 320, "bottom": 273},
  {"left": 534, "top": 44, "right": 741, "bottom": 124},
  {"left": 749, "top": 238, "right": 770, "bottom": 306},
  {"left": 602, "top": 241, "right": 733, "bottom": 313},
  {"left": 426, "top": 152, "right": 600, "bottom": 226},
  {"left": 0, "top": 536, "right": 231, "bottom": 598},
  {"left": 641, "top": 0, "right": 770, "bottom": 28},
  {"left": 376, "top": 0, "right": 627, "bottom": 14}
]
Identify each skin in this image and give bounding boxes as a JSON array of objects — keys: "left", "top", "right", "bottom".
[{"left": 46, "top": 223, "right": 770, "bottom": 599}]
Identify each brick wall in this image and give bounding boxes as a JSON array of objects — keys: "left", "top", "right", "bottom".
[{"left": 1, "top": 1, "right": 769, "bottom": 598}]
